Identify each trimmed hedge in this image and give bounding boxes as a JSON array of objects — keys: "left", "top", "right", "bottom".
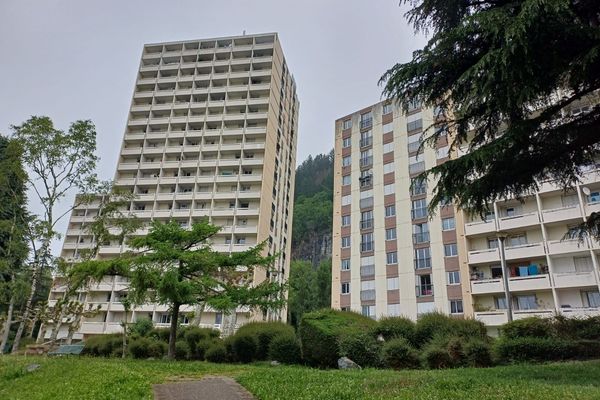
[
  {"left": 494, "top": 337, "right": 576, "bottom": 362},
  {"left": 183, "top": 326, "right": 221, "bottom": 359},
  {"left": 380, "top": 338, "right": 420, "bottom": 370},
  {"left": 128, "top": 338, "right": 167, "bottom": 359},
  {"left": 338, "top": 331, "right": 381, "bottom": 368},
  {"left": 83, "top": 334, "right": 122, "bottom": 357},
  {"left": 268, "top": 335, "right": 302, "bottom": 365},
  {"left": 205, "top": 343, "right": 228, "bottom": 363},
  {"left": 372, "top": 316, "right": 416, "bottom": 344},
  {"left": 500, "top": 317, "right": 554, "bottom": 340},
  {"left": 413, "top": 313, "right": 486, "bottom": 347},
  {"left": 299, "top": 309, "right": 377, "bottom": 368},
  {"left": 232, "top": 332, "right": 258, "bottom": 363},
  {"left": 234, "top": 322, "right": 295, "bottom": 360}
]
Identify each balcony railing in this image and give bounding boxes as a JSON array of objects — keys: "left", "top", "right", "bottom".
[
  {"left": 411, "top": 185, "right": 427, "bottom": 196},
  {"left": 360, "top": 219, "right": 373, "bottom": 229},
  {"left": 359, "top": 176, "right": 373, "bottom": 188},
  {"left": 409, "top": 161, "right": 425, "bottom": 174},
  {"left": 360, "top": 157, "right": 373, "bottom": 168},
  {"left": 360, "top": 241, "right": 374, "bottom": 252},
  {"left": 411, "top": 208, "right": 427, "bottom": 220},
  {"left": 413, "top": 232, "right": 430, "bottom": 244},
  {"left": 360, "top": 137, "right": 373, "bottom": 147},
  {"left": 414, "top": 257, "right": 432, "bottom": 269},
  {"left": 416, "top": 284, "right": 434, "bottom": 297},
  {"left": 360, "top": 264, "right": 375, "bottom": 277},
  {"left": 360, "top": 289, "right": 376, "bottom": 301},
  {"left": 360, "top": 118, "right": 373, "bottom": 130}
]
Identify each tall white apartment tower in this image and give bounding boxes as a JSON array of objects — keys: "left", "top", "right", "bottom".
[{"left": 48, "top": 33, "right": 299, "bottom": 339}]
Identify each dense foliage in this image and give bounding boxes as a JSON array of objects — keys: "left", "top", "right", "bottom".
[
  {"left": 381, "top": 1, "right": 600, "bottom": 231},
  {"left": 287, "top": 260, "right": 331, "bottom": 327}
]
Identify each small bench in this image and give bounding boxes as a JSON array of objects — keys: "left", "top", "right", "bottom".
[{"left": 48, "top": 344, "right": 85, "bottom": 356}]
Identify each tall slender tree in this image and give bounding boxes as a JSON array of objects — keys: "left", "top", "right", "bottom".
[
  {"left": 0, "top": 136, "right": 29, "bottom": 353},
  {"left": 10, "top": 116, "right": 98, "bottom": 352},
  {"left": 380, "top": 1, "right": 600, "bottom": 228}
]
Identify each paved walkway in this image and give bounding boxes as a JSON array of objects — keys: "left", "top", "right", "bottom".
[{"left": 153, "top": 376, "right": 255, "bottom": 400}]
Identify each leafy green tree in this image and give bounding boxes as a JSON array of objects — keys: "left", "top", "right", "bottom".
[
  {"left": 288, "top": 259, "right": 331, "bottom": 327},
  {"left": 0, "top": 136, "right": 30, "bottom": 353},
  {"left": 10, "top": 116, "right": 98, "bottom": 352},
  {"left": 71, "top": 220, "right": 285, "bottom": 359},
  {"left": 380, "top": 1, "right": 600, "bottom": 226}
]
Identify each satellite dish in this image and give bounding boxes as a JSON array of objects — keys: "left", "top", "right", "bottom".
[{"left": 582, "top": 187, "right": 591, "bottom": 196}]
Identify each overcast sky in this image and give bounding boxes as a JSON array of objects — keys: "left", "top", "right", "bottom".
[{"left": 0, "top": 0, "right": 426, "bottom": 255}]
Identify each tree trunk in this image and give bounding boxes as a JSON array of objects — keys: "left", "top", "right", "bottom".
[
  {"left": 49, "top": 294, "right": 68, "bottom": 343},
  {"left": 168, "top": 302, "right": 180, "bottom": 359},
  {"left": 121, "top": 307, "right": 128, "bottom": 358},
  {"left": 0, "top": 294, "right": 15, "bottom": 354},
  {"left": 11, "top": 272, "right": 36, "bottom": 353}
]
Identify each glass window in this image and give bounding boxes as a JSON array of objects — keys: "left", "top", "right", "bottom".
[
  {"left": 385, "top": 205, "right": 396, "bottom": 217},
  {"left": 383, "top": 103, "right": 393, "bottom": 115},
  {"left": 342, "top": 156, "right": 351, "bottom": 167},
  {"left": 384, "top": 184, "right": 395, "bottom": 195},
  {"left": 387, "top": 277, "right": 399, "bottom": 290},
  {"left": 574, "top": 256, "right": 593, "bottom": 272},
  {"left": 508, "top": 234, "right": 527, "bottom": 247},
  {"left": 495, "top": 296, "right": 508, "bottom": 309},
  {"left": 516, "top": 295, "right": 537, "bottom": 310},
  {"left": 406, "top": 99, "right": 421, "bottom": 112},
  {"left": 361, "top": 305, "right": 375, "bottom": 318},
  {"left": 387, "top": 303, "right": 400, "bottom": 316},
  {"left": 407, "top": 118, "right": 423, "bottom": 132},
  {"left": 342, "top": 195, "right": 351, "bottom": 206},
  {"left": 383, "top": 162, "right": 395, "bottom": 174},
  {"left": 386, "top": 251, "right": 398, "bottom": 265},
  {"left": 341, "top": 259, "right": 350, "bottom": 271},
  {"left": 343, "top": 119, "right": 352, "bottom": 130},
  {"left": 342, "top": 175, "right": 351, "bottom": 185},
  {"left": 215, "top": 312, "right": 223, "bottom": 325},
  {"left": 585, "top": 291, "right": 600, "bottom": 307},
  {"left": 450, "top": 300, "right": 463, "bottom": 314},
  {"left": 341, "top": 282, "right": 350, "bottom": 294},
  {"left": 442, "top": 217, "right": 455, "bottom": 231},
  {"left": 444, "top": 243, "right": 458, "bottom": 257},
  {"left": 414, "top": 247, "right": 431, "bottom": 269},
  {"left": 411, "top": 198, "right": 427, "bottom": 219},
  {"left": 487, "top": 237, "right": 499, "bottom": 249},
  {"left": 343, "top": 137, "right": 351, "bottom": 148},
  {"left": 411, "top": 178, "right": 427, "bottom": 196},
  {"left": 589, "top": 191, "right": 600, "bottom": 203},
  {"left": 447, "top": 271, "right": 461, "bottom": 285},
  {"left": 413, "top": 222, "right": 429, "bottom": 243},
  {"left": 341, "top": 236, "right": 351, "bottom": 248},
  {"left": 383, "top": 142, "right": 394, "bottom": 154},
  {"left": 361, "top": 233, "right": 374, "bottom": 252},
  {"left": 341, "top": 215, "right": 351, "bottom": 226},
  {"left": 386, "top": 228, "right": 397, "bottom": 240},
  {"left": 383, "top": 122, "right": 393, "bottom": 134}
]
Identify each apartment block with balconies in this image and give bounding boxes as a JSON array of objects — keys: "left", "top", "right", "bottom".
[
  {"left": 46, "top": 33, "right": 299, "bottom": 340},
  {"left": 332, "top": 100, "right": 469, "bottom": 321}
]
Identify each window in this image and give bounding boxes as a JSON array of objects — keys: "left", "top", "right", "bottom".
[
  {"left": 415, "top": 247, "right": 431, "bottom": 269},
  {"left": 360, "top": 112, "right": 373, "bottom": 129},
  {"left": 450, "top": 300, "right": 464, "bottom": 314},
  {"left": 508, "top": 234, "right": 527, "bottom": 247},
  {"left": 341, "top": 236, "right": 351, "bottom": 248},
  {"left": 361, "top": 210, "right": 373, "bottom": 229},
  {"left": 341, "top": 215, "right": 351, "bottom": 227},
  {"left": 561, "top": 193, "right": 578, "bottom": 207},
  {"left": 342, "top": 156, "right": 351, "bottom": 167},
  {"left": 341, "top": 259, "right": 351, "bottom": 271},
  {"left": 342, "top": 195, "right": 351, "bottom": 206},
  {"left": 416, "top": 274, "right": 433, "bottom": 296},
  {"left": 361, "top": 280, "right": 375, "bottom": 291},
  {"left": 360, "top": 130, "right": 373, "bottom": 147},
  {"left": 160, "top": 314, "right": 171, "bottom": 324},
  {"left": 387, "top": 277, "right": 399, "bottom": 290},
  {"left": 407, "top": 133, "right": 421, "bottom": 153},
  {"left": 386, "top": 251, "right": 398, "bottom": 265},
  {"left": 385, "top": 205, "right": 396, "bottom": 217},
  {"left": 407, "top": 113, "right": 423, "bottom": 131},
  {"left": 383, "top": 162, "right": 395, "bottom": 174},
  {"left": 406, "top": 99, "right": 421, "bottom": 112},
  {"left": 361, "top": 233, "right": 374, "bottom": 252},
  {"left": 215, "top": 312, "right": 223, "bottom": 325},
  {"left": 360, "top": 170, "right": 372, "bottom": 187},
  {"left": 589, "top": 191, "right": 600, "bottom": 203},
  {"left": 411, "top": 198, "right": 427, "bottom": 219},
  {"left": 411, "top": 178, "right": 427, "bottom": 196},
  {"left": 387, "top": 303, "right": 400, "bottom": 316},
  {"left": 516, "top": 295, "right": 537, "bottom": 310},
  {"left": 383, "top": 142, "right": 394, "bottom": 154},
  {"left": 585, "top": 291, "right": 600, "bottom": 307},
  {"left": 385, "top": 228, "right": 397, "bottom": 240},
  {"left": 442, "top": 217, "right": 455, "bottom": 231},
  {"left": 413, "top": 223, "right": 429, "bottom": 243},
  {"left": 487, "top": 237, "right": 499, "bottom": 249},
  {"left": 574, "top": 256, "right": 593, "bottom": 272},
  {"left": 360, "top": 149, "right": 373, "bottom": 167},
  {"left": 384, "top": 184, "right": 395, "bottom": 195},
  {"left": 342, "top": 137, "right": 351, "bottom": 148},
  {"left": 343, "top": 119, "right": 352, "bottom": 130},
  {"left": 437, "top": 145, "right": 449, "bottom": 159},
  {"left": 341, "top": 282, "right": 350, "bottom": 294},
  {"left": 503, "top": 206, "right": 520, "bottom": 217},
  {"left": 342, "top": 175, "right": 351, "bottom": 186},
  {"left": 444, "top": 243, "right": 458, "bottom": 257},
  {"left": 361, "top": 305, "right": 375, "bottom": 318},
  {"left": 383, "top": 122, "right": 393, "bottom": 134},
  {"left": 383, "top": 103, "right": 393, "bottom": 115},
  {"left": 447, "top": 271, "right": 461, "bottom": 285},
  {"left": 495, "top": 296, "right": 508, "bottom": 310}
]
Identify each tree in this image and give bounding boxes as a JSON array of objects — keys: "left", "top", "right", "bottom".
[
  {"left": 10, "top": 116, "right": 98, "bottom": 352},
  {"left": 380, "top": 1, "right": 600, "bottom": 225},
  {"left": 0, "top": 136, "right": 30, "bottom": 353},
  {"left": 70, "top": 220, "right": 285, "bottom": 359},
  {"left": 287, "top": 259, "right": 331, "bottom": 327}
]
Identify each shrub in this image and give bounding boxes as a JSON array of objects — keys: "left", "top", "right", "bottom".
[
  {"left": 553, "top": 316, "right": 600, "bottom": 340},
  {"left": 232, "top": 332, "right": 258, "bottom": 363},
  {"left": 268, "top": 335, "right": 302, "bottom": 365},
  {"left": 205, "top": 343, "right": 228, "bottom": 363},
  {"left": 192, "top": 338, "right": 220, "bottom": 361},
  {"left": 463, "top": 339, "right": 493, "bottom": 367},
  {"left": 380, "top": 338, "right": 420, "bottom": 370},
  {"left": 175, "top": 340, "right": 189, "bottom": 360},
  {"left": 493, "top": 337, "right": 576, "bottom": 363},
  {"left": 422, "top": 342, "right": 453, "bottom": 369},
  {"left": 129, "top": 319, "right": 154, "bottom": 337},
  {"left": 413, "top": 312, "right": 456, "bottom": 347},
  {"left": 223, "top": 335, "right": 236, "bottom": 362},
  {"left": 373, "top": 316, "right": 416, "bottom": 344},
  {"left": 83, "top": 334, "right": 122, "bottom": 357},
  {"left": 453, "top": 318, "right": 488, "bottom": 340},
  {"left": 129, "top": 337, "right": 167, "bottom": 359},
  {"left": 573, "top": 339, "right": 600, "bottom": 359},
  {"left": 338, "top": 331, "right": 381, "bottom": 368},
  {"left": 500, "top": 317, "right": 554, "bottom": 340},
  {"left": 148, "top": 328, "right": 171, "bottom": 343},
  {"left": 235, "top": 322, "right": 296, "bottom": 360},
  {"left": 299, "top": 309, "right": 377, "bottom": 368},
  {"left": 183, "top": 326, "right": 221, "bottom": 359}
]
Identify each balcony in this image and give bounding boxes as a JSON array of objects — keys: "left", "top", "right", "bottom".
[
  {"left": 360, "top": 137, "right": 372, "bottom": 148},
  {"left": 505, "top": 242, "right": 545, "bottom": 260},
  {"left": 411, "top": 208, "right": 427, "bottom": 220},
  {"left": 416, "top": 284, "right": 434, "bottom": 297},
  {"left": 560, "top": 307, "right": 600, "bottom": 318},
  {"left": 468, "top": 248, "right": 500, "bottom": 264},
  {"left": 474, "top": 311, "right": 508, "bottom": 326},
  {"left": 409, "top": 161, "right": 425, "bottom": 175},
  {"left": 411, "top": 185, "right": 427, "bottom": 196},
  {"left": 542, "top": 205, "right": 581, "bottom": 223},
  {"left": 547, "top": 239, "right": 588, "bottom": 255},
  {"left": 360, "top": 264, "right": 375, "bottom": 277},
  {"left": 360, "top": 241, "right": 374, "bottom": 252},
  {"left": 414, "top": 258, "right": 432, "bottom": 270},
  {"left": 360, "top": 157, "right": 373, "bottom": 168},
  {"left": 465, "top": 219, "right": 496, "bottom": 236},
  {"left": 586, "top": 201, "right": 600, "bottom": 216},
  {"left": 513, "top": 309, "right": 554, "bottom": 320},
  {"left": 413, "top": 232, "right": 430, "bottom": 244},
  {"left": 360, "top": 219, "right": 373, "bottom": 230},
  {"left": 509, "top": 274, "right": 551, "bottom": 291},
  {"left": 79, "top": 322, "right": 105, "bottom": 334},
  {"left": 553, "top": 271, "right": 597, "bottom": 288},
  {"left": 360, "top": 289, "right": 376, "bottom": 301},
  {"left": 471, "top": 278, "right": 504, "bottom": 294},
  {"left": 498, "top": 212, "right": 539, "bottom": 230},
  {"left": 360, "top": 118, "right": 373, "bottom": 130}
]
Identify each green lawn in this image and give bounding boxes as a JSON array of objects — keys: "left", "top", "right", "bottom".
[{"left": 1, "top": 356, "right": 600, "bottom": 400}]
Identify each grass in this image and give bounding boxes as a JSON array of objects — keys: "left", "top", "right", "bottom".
[{"left": 1, "top": 356, "right": 600, "bottom": 399}]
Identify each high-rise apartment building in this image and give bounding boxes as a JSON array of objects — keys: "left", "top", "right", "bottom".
[
  {"left": 331, "top": 101, "right": 468, "bottom": 320},
  {"left": 47, "top": 33, "right": 298, "bottom": 340},
  {"left": 332, "top": 99, "right": 600, "bottom": 331}
]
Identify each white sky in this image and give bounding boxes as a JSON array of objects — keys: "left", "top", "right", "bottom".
[{"left": 0, "top": 0, "right": 426, "bottom": 255}]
